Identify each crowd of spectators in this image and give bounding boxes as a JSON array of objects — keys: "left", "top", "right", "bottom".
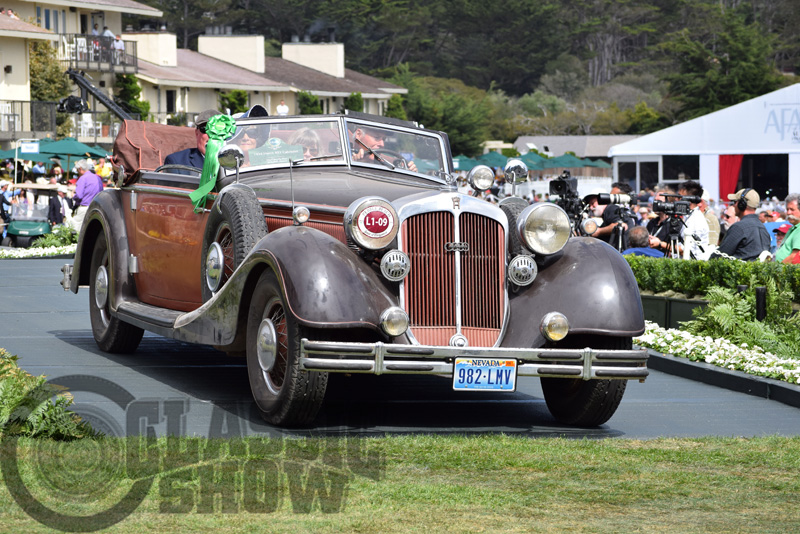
[
  {"left": 0, "top": 156, "right": 114, "bottom": 239},
  {"left": 604, "top": 182, "right": 798, "bottom": 264}
]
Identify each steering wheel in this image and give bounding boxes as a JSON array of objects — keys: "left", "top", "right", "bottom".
[
  {"left": 155, "top": 164, "right": 203, "bottom": 174},
  {"left": 373, "top": 149, "right": 408, "bottom": 169}
]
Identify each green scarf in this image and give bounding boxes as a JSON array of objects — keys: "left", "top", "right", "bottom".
[{"left": 189, "top": 114, "right": 236, "bottom": 213}]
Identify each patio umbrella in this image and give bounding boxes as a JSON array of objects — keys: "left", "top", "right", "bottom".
[
  {"left": 38, "top": 137, "right": 105, "bottom": 159},
  {"left": 548, "top": 154, "right": 587, "bottom": 168},
  {"left": 476, "top": 151, "right": 508, "bottom": 168},
  {"left": 520, "top": 152, "right": 547, "bottom": 170},
  {"left": 452, "top": 155, "right": 479, "bottom": 171},
  {"left": 584, "top": 158, "right": 612, "bottom": 168}
]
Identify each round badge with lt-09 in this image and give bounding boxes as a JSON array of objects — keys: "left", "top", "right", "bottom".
[
  {"left": 453, "top": 358, "right": 517, "bottom": 391},
  {"left": 357, "top": 206, "right": 394, "bottom": 238}
]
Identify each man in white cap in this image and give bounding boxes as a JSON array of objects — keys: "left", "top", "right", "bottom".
[
  {"left": 48, "top": 184, "right": 74, "bottom": 227},
  {"left": 72, "top": 159, "right": 104, "bottom": 233},
  {"left": 711, "top": 188, "right": 771, "bottom": 261}
]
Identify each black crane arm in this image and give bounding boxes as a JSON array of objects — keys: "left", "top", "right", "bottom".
[{"left": 60, "top": 68, "right": 134, "bottom": 121}]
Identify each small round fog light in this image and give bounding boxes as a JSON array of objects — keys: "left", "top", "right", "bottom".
[
  {"left": 380, "top": 306, "right": 409, "bottom": 337},
  {"left": 581, "top": 218, "right": 598, "bottom": 235},
  {"left": 540, "top": 312, "right": 569, "bottom": 342},
  {"left": 293, "top": 205, "right": 310, "bottom": 225}
]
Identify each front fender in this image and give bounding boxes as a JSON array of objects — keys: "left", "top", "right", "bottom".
[
  {"left": 260, "top": 225, "right": 398, "bottom": 330},
  {"left": 503, "top": 237, "right": 644, "bottom": 348},
  {"left": 70, "top": 189, "right": 135, "bottom": 312}
]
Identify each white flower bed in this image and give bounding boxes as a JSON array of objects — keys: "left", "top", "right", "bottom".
[
  {"left": 635, "top": 321, "right": 800, "bottom": 385},
  {"left": 0, "top": 244, "right": 77, "bottom": 259}
]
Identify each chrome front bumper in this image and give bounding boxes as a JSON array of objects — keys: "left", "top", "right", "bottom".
[{"left": 300, "top": 340, "right": 649, "bottom": 381}]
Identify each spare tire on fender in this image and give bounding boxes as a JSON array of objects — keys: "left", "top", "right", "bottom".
[{"left": 201, "top": 185, "right": 268, "bottom": 302}]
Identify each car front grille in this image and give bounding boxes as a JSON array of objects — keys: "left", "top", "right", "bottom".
[{"left": 401, "top": 211, "right": 505, "bottom": 347}]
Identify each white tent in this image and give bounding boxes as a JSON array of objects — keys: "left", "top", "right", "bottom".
[{"left": 608, "top": 83, "right": 800, "bottom": 202}]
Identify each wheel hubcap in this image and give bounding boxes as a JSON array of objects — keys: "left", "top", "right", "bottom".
[
  {"left": 256, "top": 318, "right": 277, "bottom": 373},
  {"left": 94, "top": 265, "right": 109, "bottom": 309},
  {"left": 205, "top": 242, "right": 224, "bottom": 292}
]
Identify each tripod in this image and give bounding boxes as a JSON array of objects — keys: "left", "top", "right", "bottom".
[{"left": 664, "top": 215, "right": 686, "bottom": 259}]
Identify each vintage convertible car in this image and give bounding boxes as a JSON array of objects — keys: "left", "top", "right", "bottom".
[{"left": 62, "top": 111, "right": 648, "bottom": 427}]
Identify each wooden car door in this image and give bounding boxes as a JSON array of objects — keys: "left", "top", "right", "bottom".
[{"left": 125, "top": 172, "right": 209, "bottom": 312}]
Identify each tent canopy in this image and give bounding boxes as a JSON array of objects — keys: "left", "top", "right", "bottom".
[{"left": 608, "top": 83, "right": 800, "bottom": 157}]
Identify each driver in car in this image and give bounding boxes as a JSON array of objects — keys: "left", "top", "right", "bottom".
[
  {"left": 350, "top": 126, "right": 417, "bottom": 172},
  {"left": 164, "top": 109, "right": 222, "bottom": 174}
]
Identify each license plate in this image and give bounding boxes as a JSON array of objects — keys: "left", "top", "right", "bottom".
[{"left": 453, "top": 358, "right": 517, "bottom": 391}]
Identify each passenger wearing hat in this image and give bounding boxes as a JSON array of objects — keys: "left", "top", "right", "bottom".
[
  {"left": 775, "top": 193, "right": 800, "bottom": 264},
  {"left": 163, "top": 109, "right": 223, "bottom": 174},
  {"left": 48, "top": 184, "right": 74, "bottom": 227},
  {"left": 773, "top": 223, "right": 792, "bottom": 250},
  {"left": 72, "top": 159, "right": 104, "bottom": 234},
  {"left": 711, "top": 188, "right": 771, "bottom": 261}
]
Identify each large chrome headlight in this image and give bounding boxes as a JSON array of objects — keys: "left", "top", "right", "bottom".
[
  {"left": 344, "top": 197, "right": 399, "bottom": 250},
  {"left": 467, "top": 165, "right": 495, "bottom": 192},
  {"left": 517, "top": 203, "right": 571, "bottom": 255}
]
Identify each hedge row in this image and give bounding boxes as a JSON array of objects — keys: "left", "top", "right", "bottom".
[{"left": 624, "top": 256, "right": 800, "bottom": 302}]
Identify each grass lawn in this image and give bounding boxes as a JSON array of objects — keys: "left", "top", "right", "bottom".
[{"left": 1, "top": 435, "right": 799, "bottom": 533}]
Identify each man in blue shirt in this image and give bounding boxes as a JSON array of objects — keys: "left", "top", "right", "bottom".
[
  {"left": 623, "top": 225, "right": 665, "bottom": 257},
  {"left": 163, "top": 109, "right": 221, "bottom": 174}
]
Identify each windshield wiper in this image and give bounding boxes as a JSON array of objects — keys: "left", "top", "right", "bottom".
[{"left": 354, "top": 137, "right": 395, "bottom": 170}]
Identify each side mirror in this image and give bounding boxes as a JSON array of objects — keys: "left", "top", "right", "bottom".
[
  {"left": 504, "top": 159, "right": 528, "bottom": 184},
  {"left": 217, "top": 144, "right": 244, "bottom": 169}
]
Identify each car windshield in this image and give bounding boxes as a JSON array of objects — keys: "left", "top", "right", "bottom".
[
  {"left": 10, "top": 202, "right": 48, "bottom": 221},
  {"left": 345, "top": 119, "right": 447, "bottom": 177},
  {"left": 225, "top": 116, "right": 449, "bottom": 180},
  {"left": 227, "top": 119, "right": 345, "bottom": 169}
]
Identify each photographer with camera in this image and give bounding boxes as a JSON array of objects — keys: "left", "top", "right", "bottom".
[
  {"left": 646, "top": 186, "right": 681, "bottom": 255},
  {"left": 590, "top": 182, "right": 636, "bottom": 252},
  {"left": 711, "top": 188, "right": 771, "bottom": 261},
  {"left": 677, "top": 180, "right": 710, "bottom": 260}
]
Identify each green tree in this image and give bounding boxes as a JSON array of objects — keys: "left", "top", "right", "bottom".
[
  {"left": 626, "top": 101, "right": 667, "bottom": 134},
  {"left": 29, "top": 42, "right": 72, "bottom": 137},
  {"left": 297, "top": 91, "right": 322, "bottom": 114},
  {"left": 342, "top": 92, "right": 363, "bottom": 112},
  {"left": 148, "top": 0, "right": 232, "bottom": 49},
  {"left": 393, "top": 65, "right": 490, "bottom": 156},
  {"left": 114, "top": 74, "right": 150, "bottom": 120},
  {"left": 219, "top": 89, "right": 248, "bottom": 114},
  {"left": 384, "top": 94, "right": 407, "bottom": 120},
  {"left": 659, "top": 7, "right": 784, "bottom": 120}
]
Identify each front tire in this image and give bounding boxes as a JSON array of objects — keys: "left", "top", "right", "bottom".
[
  {"left": 540, "top": 335, "right": 630, "bottom": 427},
  {"left": 246, "top": 270, "right": 327, "bottom": 426},
  {"left": 89, "top": 232, "right": 144, "bottom": 353},
  {"left": 201, "top": 187, "right": 268, "bottom": 302}
]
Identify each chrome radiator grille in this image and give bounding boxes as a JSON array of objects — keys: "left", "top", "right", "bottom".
[{"left": 401, "top": 211, "right": 505, "bottom": 347}]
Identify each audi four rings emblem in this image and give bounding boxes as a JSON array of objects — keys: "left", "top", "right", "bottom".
[{"left": 445, "top": 242, "right": 469, "bottom": 252}]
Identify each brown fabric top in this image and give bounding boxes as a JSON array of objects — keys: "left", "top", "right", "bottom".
[{"left": 112, "top": 120, "right": 196, "bottom": 181}]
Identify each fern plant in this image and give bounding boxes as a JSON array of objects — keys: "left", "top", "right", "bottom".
[
  {"left": 683, "top": 278, "right": 800, "bottom": 359},
  {"left": 1, "top": 349, "right": 95, "bottom": 439},
  {"left": 31, "top": 225, "right": 77, "bottom": 248}
]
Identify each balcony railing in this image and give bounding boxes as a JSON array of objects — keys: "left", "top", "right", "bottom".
[
  {"left": 58, "top": 34, "right": 138, "bottom": 73},
  {"left": 71, "top": 111, "right": 140, "bottom": 144},
  {"left": 0, "top": 100, "right": 58, "bottom": 141}
]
